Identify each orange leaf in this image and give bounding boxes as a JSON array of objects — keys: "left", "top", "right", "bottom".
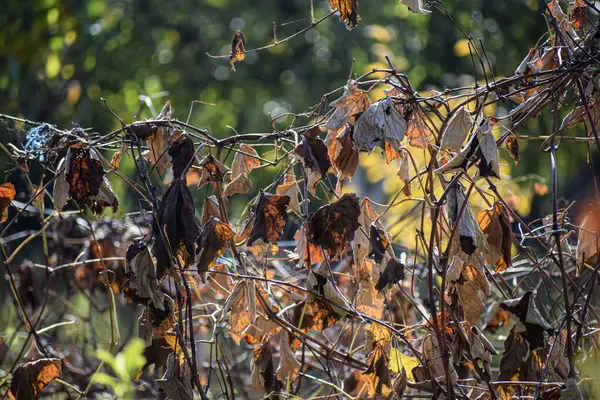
[
  {"left": 0, "top": 183, "right": 16, "bottom": 223},
  {"left": 9, "top": 358, "right": 61, "bottom": 400}
]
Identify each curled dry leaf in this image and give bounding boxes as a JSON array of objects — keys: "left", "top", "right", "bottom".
[
  {"left": 277, "top": 330, "right": 301, "bottom": 380},
  {"left": 455, "top": 264, "right": 490, "bottom": 325},
  {"left": 294, "top": 223, "right": 325, "bottom": 266},
  {"left": 9, "top": 358, "right": 61, "bottom": 400},
  {"left": 354, "top": 97, "right": 407, "bottom": 154},
  {"left": 0, "top": 182, "right": 16, "bottom": 223},
  {"left": 362, "top": 344, "right": 392, "bottom": 397},
  {"left": 53, "top": 158, "right": 69, "bottom": 211},
  {"left": 229, "top": 30, "right": 246, "bottom": 71},
  {"left": 420, "top": 333, "right": 458, "bottom": 384},
  {"left": 65, "top": 145, "right": 118, "bottom": 215},
  {"left": 147, "top": 101, "right": 173, "bottom": 175},
  {"left": 447, "top": 183, "right": 482, "bottom": 255},
  {"left": 370, "top": 224, "right": 391, "bottom": 265},
  {"left": 353, "top": 197, "right": 385, "bottom": 268},
  {"left": 571, "top": 0, "right": 587, "bottom": 30},
  {"left": 195, "top": 217, "right": 235, "bottom": 276},
  {"left": 251, "top": 336, "right": 283, "bottom": 394},
  {"left": 294, "top": 134, "right": 331, "bottom": 194},
  {"left": 310, "top": 193, "right": 360, "bottom": 260},
  {"left": 440, "top": 106, "right": 472, "bottom": 152},
  {"left": 406, "top": 110, "right": 432, "bottom": 149},
  {"left": 141, "top": 333, "right": 181, "bottom": 376},
  {"left": 326, "top": 80, "right": 371, "bottom": 131},
  {"left": 576, "top": 202, "right": 600, "bottom": 276},
  {"left": 197, "top": 154, "right": 229, "bottom": 187},
  {"left": 375, "top": 257, "right": 405, "bottom": 292},
  {"left": 121, "top": 241, "right": 165, "bottom": 309},
  {"left": 201, "top": 195, "right": 220, "bottom": 225},
  {"left": 328, "top": 0, "right": 360, "bottom": 29},
  {"left": 247, "top": 191, "right": 290, "bottom": 245},
  {"left": 478, "top": 203, "right": 513, "bottom": 272},
  {"left": 231, "top": 144, "right": 260, "bottom": 179},
  {"left": 400, "top": 0, "right": 432, "bottom": 14},
  {"left": 152, "top": 178, "right": 200, "bottom": 278},
  {"left": 156, "top": 353, "right": 194, "bottom": 400},
  {"left": 468, "top": 326, "right": 498, "bottom": 363},
  {"left": 397, "top": 153, "right": 412, "bottom": 197},
  {"left": 223, "top": 173, "right": 252, "bottom": 197},
  {"left": 500, "top": 290, "right": 553, "bottom": 351},
  {"left": 168, "top": 133, "right": 195, "bottom": 180},
  {"left": 276, "top": 173, "right": 301, "bottom": 214},
  {"left": 326, "top": 125, "right": 359, "bottom": 182},
  {"left": 505, "top": 134, "right": 520, "bottom": 165},
  {"left": 307, "top": 271, "right": 349, "bottom": 317},
  {"left": 137, "top": 297, "right": 175, "bottom": 346}
]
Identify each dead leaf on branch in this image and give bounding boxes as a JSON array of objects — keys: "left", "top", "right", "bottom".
[
  {"left": 505, "top": 134, "right": 520, "bottom": 165},
  {"left": 307, "top": 271, "right": 349, "bottom": 317},
  {"left": 247, "top": 191, "right": 290, "bottom": 246},
  {"left": 309, "top": 193, "right": 360, "bottom": 260},
  {"left": 231, "top": 143, "right": 261, "bottom": 179},
  {"left": 326, "top": 125, "right": 359, "bottom": 182},
  {"left": 571, "top": 0, "right": 587, "bottom": 30},
  {"left": 156, "top": 353, "right": 194, "bottom": 400},
  {"left": 168, "top": 133, "right": 195, "bottom": 180},
  {"left": 362, "top": 344, "right": 392, "bottom": 397},
  {"left": 440, "top": 106, "right": 473, "bottom": 152},
  {"left": 576, "top": 202, "right": 600, "bottom": 276},
  {"left": 294, "top": 223, "right": 325, "bottom": 266},
  {"left": 353, "top": 197, "right": 389, "bottom": 268},
  {"left": 328, "top": 0, "right": 360, "bottom": 30},
  {"left": 400, "top": 0, "right": 432, "bottom": 14},
  {"left": 122, "top": 241, "right": 165, "bottom": 309},
  {"left": 152, "top": 178, "right": 200, "bottom": 278},
  {"left": 138, "top": 297, "right": 176, "bottom": 346},
  {"left": 375, "top": 257, "right": 405, "bottom": 292},
  {"left": 147, "top": 100, "right": 174, "bottom": 175},
  {"left": 140, "top": 333, "right": 181, "bottom": 377},
  {"left": 447, "top": 183, "right": 483, "bottom": 255},
  {"left": 454, "top": 263, "right": 490, "bottom": 325},
  {"left": 397, "top": 153, "right": 412, "bottom": 197},
  {"left": 478, "top": 203, "right": 513, "bottom": 272},
  {"left": 195, "top": 217, "right": 235, "bottom": 277},
  {"left": 223, "top": 173, "right": 252, "bottom": 197},
  {"left": 201, "top": 195, "right": 221, "bottom": 225},
  {"left": 276, "top": 173, "right": 302, "bottom": 214},
  {"left": 197, "top": 154, "right": 229, "bottom": 187},
  {"left": 277, "top": 330, "right": 301, "bottom": 380},
  {"left": 326, "top": 79, "right": 371, "bottom": 131},
  {"left": 230, "top": 30, "right": 246, "bottom": 71},
  {"left": 9, "top": 358, "right": 61, "bottom": 400},
  {"left": 0, "top": 182, "right": 16, "bottom": 223},
  {"left": 354, "top": 97, "right": 407, "bottom": 154},
  {"left": 294, "top": 134, "right": 331, "bottom": 195},
  {"left": 500, "top": 290, "right": 554, "bottom": 351},
  {"left": 251, "top": 336, "right": 283, "bottom": 394},
  {"left": 468, "top": 326, "right": 497, "bottom": 363}
]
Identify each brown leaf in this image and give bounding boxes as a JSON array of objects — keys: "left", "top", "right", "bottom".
[
  {"left": 169, "top": 133, "right": 195, "bottom": 180},
  {"left": 197, "top": 154, "right": 229, "bottom": 187},
  {"left": 498, "top": 325, "right": 530, "bottom": 383},
  {"left": 141, "top": 333, "right": 180, "bottom": 375},
  {"left": 577, "top": 202, "right": 600, "bottom": 276},
  {"left": 195, "top": 217, "right": 235, "bottom": 276},
  {"left": 469, "top": 326, "right": 498, "bottom": 363},
  {"left": 122, "top": 241, "right": 165, "bottom": 309},
  {"left": 326, "top": 126, "right": 359, "bottom": 181},
  {"left": 129, "top": 123, "right": 158, "bottom": 140},
  {"left": 363, "top": 344, "right": 392, "bottom": 397},
  {"left": 505, "top": 134, "right": 520, "bottom": 165},
  {"left": 307, "top": 271, "right": 349, "bottom": 317},
  {"left": 328, "top": 0, "right": 360, "bottom": 30},
  {"left": 441, "top": 106, "right": 472, "bottom": 152},
  {"left": 152, "top": 179, "right": 200, "bottom": 278},
  {"left": 353, "top": 197, "right": 384, "bottom": 268},
  {"left": 294, "top": 224, "right": 325, "bottom": 266},
  {"left": 277, "top": 330, "right": 301, "bottom": 380},
  {"left": 276, "top": 173, "right": 302, "bottom": 214},
  {"left": 326, "top": 80, "right": 371, "bottom": 131},
  {"left": 422, "top": 333, "right": 458, "bottom": 384},
  {"left": 138, "top": 297, "right": 176, "bottom": 346},
  {"left": 354, "top": 97, "right": 407, "bottom": 154},
  {"left": 500, "top": 290, "right": 553, "bottom": 351},
  {"left": 229, "top": 30, "right": 246, "bottom": 71},
  {"left": 294, "top": 135, "right": 331, "bottom": 194},
  {"left": 571, "top": 0, "right": 587, "bottom": 30},
  {"left": 309, "top": 193, "right": 360, "bottom": 260},
  {"left": 52, "top": 158, "right": 70, "bottom": 211},
  {"left": 397, "top": 154, "right": 412, "bottom": 197},
  {"left": 156, "top": 353, "right": 193, "bottom": 400},
  {"left": 9, "top": 358, "right": 61, "bottom": 400},
  {"left": 370, "top": 224, "right": 391, "bottom": 265},
  {"left": 456, "top": 279, "right": 486, "bottom": 326},
  {"left": 231, "top": 144, "right": 261, "bottom": 179},
  {"left": 478, "top": 203, "right": 513, "bottom": 272},
  {"left": 147, "top": 101, "right": 173, "bottom": 174},
  {"left": 406, "top": 111, "right": 432, "bottom": 149},
  {"left": 201, "top": 195, "right": 221, "bottom": 226},
  {"left": 247, "top": 191, "right": 290, "bottom": 246},
  {"left": 223, "top": 173, "right": 252, "bottom": 197},
  {"left": 250, "top": 336, "right": 283, "bottom": 394},
  {"left": 0, "top": 183, "right": 16, "bottom": 223},
  {"left": 400, "top": 0, "right": 431, "bottom": 14},
  {"left": 66, "top": 145, "right": 118, "bottom": 215},
  {"left": 375, "top": 257, "right": 405, "bottom": 292},
  {"left": 447, "top": 183, "right": 481, "bottom": 255}
]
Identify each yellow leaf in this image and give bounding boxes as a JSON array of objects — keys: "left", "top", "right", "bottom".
[{"left": 389, "top": 348, "right": 419, "bottom": 382}]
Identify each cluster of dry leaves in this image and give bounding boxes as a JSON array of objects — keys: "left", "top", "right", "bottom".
[{"left": 3, "top": 0, "right": 600, "bottom": 399}]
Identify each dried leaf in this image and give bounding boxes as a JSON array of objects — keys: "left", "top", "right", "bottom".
[
  {"left": 400, "top": 0, "right": 431, "bottom": 14},
  {"left": 223, "top": 173, "right": 252, "bottom": 197},
  {"left": 326, "top": 80, "right": 371, "bottom": 131},
  {"left": 441, "top": 106, "right": 472, "bottom": 152},
  {"left": 326, "top": 126, "right": 359, "bottom": 181},
  {"left": 478, "top": 203, "right": 513, "bottom": 272},
  {"left": 406, "top": 111, "right": 432, "bottom": 148},
  {"left": 0, "top": 183, "right": 16, "bottom": 223},
  {"left": 197, "top": 154, "right": 229, "bottom": 187},
  {"left": 571, "top": 0, "right": 587, "bottom": 30},
  {"left": 498, "top": 325, "right": 530, "bottom": 383},
  {"left": 422, "top": 333, "right": 458, "bottom": 383},
  {"left": 250, "top": 336, "right": 282, "bottom": 394},
  {"left": 456, "top": 279, "right": 486, "bottom": 325},
  {"left": 156, "top": 353, "right": 193, "bottom": 400},
  {"left": 310, "top": 193, "right": 360, "bottom": 260},
  {"left": 52, "top": 159, "right": 69, "bottom": 211},
  {"left": 294, "top": 135, "right": 331, "bottom": 194},
  {"left": 277, "top": 330, "right": 301, "bottom": 380},
  {"left": 397, "top": 154, "right": 412, "bottom": 197},
  {"left": 121, "top": 241, "right": 165, "bottom": 309},
  {"left": 195, "top": 217, "right": 235, "bottom": 276},
  {"left": 505, "top": 135, "right": 520, "bottom": 165},
  {"left": 247, "top": 191, "right": 290, "bottom": 245},
  {"left": 375, "top": 257, "right": 405, "bottom": 292},
  {"left": 231, "top": 144, "right": 261, "bottom": 179},
  {"left": 353, "top": 197, "right": 383, "bottom": 268},
  {"left": 169, "top": 133, "right": 195, "bottom": 180},
  {"left": 148, "top": 101, "right": 173, "bottom": 174},
  {"left": 363, "top": 345, "right": 392, "bottom": 397},
  {"left": 469, "top": 326, "right": 498, "bottom": 363},
  {"left": 577, "top": 203, "right": 600, "bottom": 276},
  {"left": 137, "top": 297, "right": 175, "bottom": 346},
  {"left": 152, "top": 179, "right": 200, "bottom": 278},
  {"left": 447, "top": 183, "right": 480, "bottom": 255},
  {"left": 328, "top": 0, "right": 360, "bottom": 29},
  {"left": 201, "top": 195, "right": 221, "bottom": 225},
  {"left": 230, "top": 30, "right": 246, "bottom": 71},
  {"left": 276, "top": 174, "right": 302, "bottom": 214},
  {"left": 294, "top": 224, "right": 325, "bottom": 266},
  {"left": 354, "top": 97, "right": 407, "bottom": 154},
  {"left": 500, "top": 290, "right": 553, "bottom": 351},
  {"left": 9, "top": 358, "right": 61, "bottom": 400},
  {"left": 141, "top": 333, "right": 180, "bottom": 375},
  {"left": 389, "top": 348, "right": 419, "bottom": 382},
  {"left": 307, "top": 271, "right": 349, "bottom": 317}
]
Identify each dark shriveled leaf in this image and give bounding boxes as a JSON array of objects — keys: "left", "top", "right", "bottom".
[
  {"left": 9, "top": 358, "right": 61, "bottom": 400},
  {"left": 230, "top": 30, "right": 246, "bottom": 71},
  {"left": 195, "top": 217, "right": 235, "bottom": 276},
  {"left": 328, "top": 0, "right": 360, "bottom": 30},
  {"left": 500, "top": 290, "right": 553, "bottom": 351},
  {"left": 309, "top": 193, "right": 360, "bottom": 260},
  {"left": 169, "top": 133, "right": 195, "bottom": 180},
  {"left": 247, "top": 191, "right": 290, "bottom": 246},
  {"left": 375, "top": 257, "right": 405, "bottom": 292},
  {"left": 294, "top": 136, "right": 331, "bottom": 180}
]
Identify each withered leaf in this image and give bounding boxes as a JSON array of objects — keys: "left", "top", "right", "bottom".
[
  {"left": 498, "top": 325, "right": 530, "bottom": 382},
  {"left": 406, "top": 110, "right": 432, "bottom": 149},
  {"left": 576, "top": 202, "right": 600, "bottom": 276},
  {"left": 230, "top": 30, "right": 246, "bottom": 71},
  {"left": 400, "top": 0, "right": 432, "bottom": 14},
  {"left": 195, "top": 217, "right": 235, "bottom": 276},
  {"left": 370, "top": 224, "right": 390, "bottom": 264},
  {"left": 168, "top": 133, "right": 195, "bottom": 180},
  {"left": 363, "top": 344, "right": 392, "bottom": 397},
  {"left": 326, "top": 126, "right": 359, "bottom": 182},
  {"left": 505, "top": 134, "right": 520, "bottom": 165},
  {"left": 156, "top": 353, "right": 193, "bottom": 400},
  {"left": 354, "top": 97, "right": 407, "bottom": 154},
  {"left": 148, "top": 101, "right": 173, "bottom": 175},
  {"left": 375, "top": 257, "right": 405, "bottom": 292},
  {"left": 422, "top": 333, "right": 458, "bottom": 384},
  {"left": 129, "top": 123, "right": 158, "bottom": 140},
  {"left": 469, "top": 326, "right": 498, "bottom": 363},
  {"left": 201, "top": 195, "right": 221, "bottom": 226},
  {"left": 309, "top": 193, "right": 360, "bottom": 260},
  {"left": 138, "top": 297, "right": 175, "bottom": 346},
  {"left": 197, "top": 154, "right": 229, "bottom": 187},
  {"left": 247, "top": 191, "right": 290, "bottom": 246},
  {"left": 223, "top": 173, "right": 252, "bottom": 197},
  {"left": 447, "top": 183, "right": 480, "bottom": 255},
  {"left": 0, "top": 183, "right": 16, "bottom": 223},
  {"left": 500, "top": 290, "right": 553, "bottom": 351},
  {"left": 294, "top": 223, "right": 325, "bottom": 266},
  {"left": 52, "top": 158, "right": 69, "bottom": 211},
  {"left": 231, "top": 144, "right": 260, "bottom": 179},
  {"left": 277, "top": 330, "right": 301, "bottom": 380},
  {"left": 294, "top": 135, "right": 331, "bottom": 194},
  {"left": 397, "top": 154, "right": 412, "bottom": 197},
  {"left": 276, "top": 174, "right": 301, "bottom": 214},
  {"left": 571, "top": 0, "right": 587, "bottom": 30},
  {"left": 326, "top": 80, "right": 371, "bottom": 131},
  {"left": 328, "top": 0, "right": 360, "bottom": 30},
  {"left": 478, "top": 203, "right": 513, "bottom": 272},
  {"left": 308, "top": 271, "right": 349, "bottom": 317},
  {"left": 354, "top": 198, "right": 386, "bottom": 268},
  {"left": 141, "top": 333, "right": 180, "bottom": 375},
  {"left": 152, "top": 178, "right": 200, "bottom": 278},
  {"left": 441, "top": 106, "right": 472, "bottom": 152},
  {"left": 121, "top": 241, "right": 165, "bottom": 309},
  {"left": 251, "top": 336, "right": 283, "bottom": 394},
  {"left": 9, "top": 358, "right": 61, "bottom": 400},
  {"left": 66, "top": 145, "right": 118, "bottom": 215}
]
